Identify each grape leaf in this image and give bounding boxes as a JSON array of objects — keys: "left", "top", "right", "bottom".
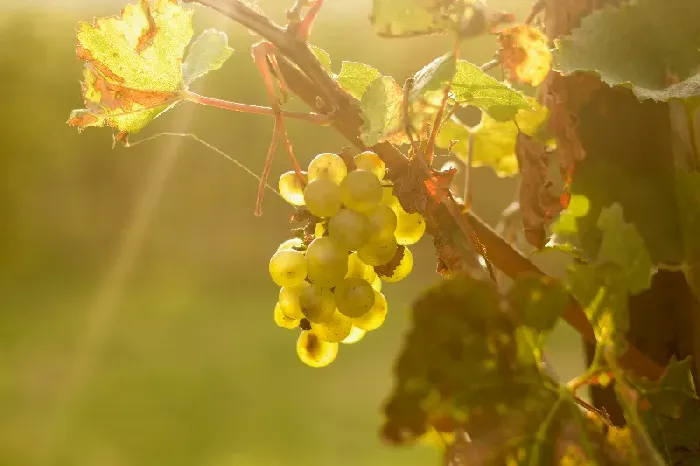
[
  {"left": 310, "top": 44, "right": 332, "bottom": 74},
  {"left": 435, "top": 98, "right": 549, "bottom": 176},
  {"left": 553, "top": 0, "right": 700, "bottom": 101},
  {"left": 451, "top": 60, "right": 531, "bottom": 121},
  {"left": 336, "top": 61, "right": 382, "bottom": 100},
  {"left": 407, "top": 53, "right": 456, "bottom": 103},
  {"left": 623, "top": 357, "right": 700, "bottom": 465},
  {"left": 383, "top": 273, "right": 661, "bottom": 464},
  {"left": 359, "top": 76, "right": 404, "bottom": 146},
  {"left": 181, "top": 29, "right": 233, "bottom": 87},
  {"left": 68, "top": 0, "right": 194, "bottom": 136},
  {"left": 498, "top": 24, "right": 552, "bottom": 87},
  {"left": 370, "top": 0, "right": 455, "bottom": 37}
]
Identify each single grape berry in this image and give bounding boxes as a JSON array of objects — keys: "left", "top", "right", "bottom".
[
  {"left": 365, "top": 204, "right": 398, "bottom": 240},
  {"left": 346, "top": 252, "right": 377, "bottom": 282},
  {"left": 308, "top": 152, "right": 347, "bottom": 185},
  {"left": 304, "top": 178, "right": 342, "bottom": 218},
  {"left": 277, "top": 237, "right": 304, "bottom": 252},
  {"left": 298, "top": 282, "right": 336, "bottom": 323},
  {"left": 328, "top": 209, "right": 371, "bottom": 251},
  {"left": 394, "top": 208, "right": 426, "bottom": 245},
  {"left": 311, "top": 310, "right": 352, "bottom": 342},
  {"left": 381, "top": 247, "right": 413, "bottom": 283},
  {"left": 357, "top": 236, "right": 398, "bottom": 266},
  {"left": 274, "top": 302, "right": 300, "bottom": 329},
  {"left": 341, "top": 326, "right": 367, "bottom": 344},
  {"left": 381, "top": 186, "right": 400, "bottom": 209},
  {"left": 279, "top": 286, "right": 304, "bottom": 320},
  {"left": 269, "top": 249, "right": 307, "bottom": 287},
  {"left": 279, "top": 170, "right": 307, "bottom": 206},
  {"left": 306, "top": 236, "right": 348, "bottom": 288},
  {"left": 340, "top": 169, "right": 383, "bottom": 212},
  {"left": 352, "top": 290, "right": 387, "bottom": 331},
  {"left": 354, "top": 151, "right": 386, "bottom": 180},
  {"left": 296, "top": 330, "right": 338, "bottom": 368},
  {"left": 334, "top": 277, "right": 376, "bottom": 318},
  {"left": 371, "top": 276, "right": 382, "bottom": 292}
]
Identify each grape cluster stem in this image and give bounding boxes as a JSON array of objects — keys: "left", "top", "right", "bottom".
[{"left": 182, "top": 0, "right": 665, "bottom": 382}]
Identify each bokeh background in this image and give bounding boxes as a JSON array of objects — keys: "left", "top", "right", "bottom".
[{"left": 0, "top": 1, "right": 585, "bottom": 465}]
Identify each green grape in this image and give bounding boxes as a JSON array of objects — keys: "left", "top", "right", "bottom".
[
  {"left": 340, "top": 169, "right": 383, "bottom": 212},
  {"left": 334, "top": 277, "right": 376, "bottom": 318},
  {"left": 304, "top": 178, "right": 342, "bottom": 218},
  {"left": 279, "top": 170, "right": 307, "bottom": 206},
  {"left": 311, "top": 310, "right": 352, "bottom": 342},
  {"left": 354, "top": 151, "right": 386, "bottom": 180},
  {"left": 394, "top": 208, "right": 426, "bottom": 245},
  {"left": 357, "top": 236, "right": 398, "bottom": 266},
  {"left": 328, "top": 209, "right": 371, "bottom": 251},
  {"left": 382, "top": 247, "right": 413, "bottom": 283},
  {"left": 278, "top": 286, "right": 304, "bottom": 319},
  {"left": 346, "top": 252, "right": 377, "bottom": 282},
  {"left": 314, "top": 222, "right": 326, "bottom": 238},
  {"left": 365, "top": 204, "right": 398, "bottom": 240},
  {"left": 274, "top": 302, "right": 299, "bottom": 329},
  {"left": 381, "top": 186, "right": 400, "bottom": 209},
  {"left": 298, "top": 281, "right": 336, "bottom": 323},
  {"left": 341, "top": 326, "right": 366, "bottom": 344},
  {"left": 353, "top": 290, "right": 387, "bottom": 331},
  {"left": 277, "top": 237, "right": 304, "bottom": 253},
  {"left": 371, "top": 276, "right": 382, "bottom": 292},
  {"left": 306, "top": 237, "right": 348, "bottom": 288},
  {"left": 296, "top": 330, "right": 338, "bottom": 368},
  {"left": 269, "top": 249, "right": 307, "bottom": 287},
  {"left": 308, "top": 152, "right": 347, "bottom": 185}
]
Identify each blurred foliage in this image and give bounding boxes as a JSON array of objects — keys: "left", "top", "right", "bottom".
[{"left": 0, "top": 2, "right": 582, "bottom": 466}]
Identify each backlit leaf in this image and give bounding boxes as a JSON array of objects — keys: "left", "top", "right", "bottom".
[
  {"left": 370, "top": 0, "right": 455, "bottom": 38},
  {"left": 181, "top": 29, "right": 233, "bottom": 87},
  {"left": 498, "top": 24, "right": 552, "bottom": 87},
  {"left": 359, "top": 76, "right": 405, "bottom": 146},
  {"left": 310, "top": 44, "right": 332, "bottom": 74},
  {"left": 336, "top": 61, "right": 382, "bottom": 100}
]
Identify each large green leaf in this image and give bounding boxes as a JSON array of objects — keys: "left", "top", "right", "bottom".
[
  {"left": 553, "top": 0, "right": 700, "bottom": 101},
  {"left": 336, "top": 61, "right": 382, "bottom": 100},
  {"left": 359, "top": 76, "right": 404, "bottom": 146}
]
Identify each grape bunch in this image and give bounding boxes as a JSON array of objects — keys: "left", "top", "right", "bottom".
[{"left": 269, "top": 151, "right": 427, "bottom": 368}]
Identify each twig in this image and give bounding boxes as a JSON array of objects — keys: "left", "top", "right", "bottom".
[{"left": 186, "top": 0, "right": 665, "bottom": 382}]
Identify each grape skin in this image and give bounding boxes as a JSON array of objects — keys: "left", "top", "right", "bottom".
[
  {"left": 365, "top": 204, "right": 398, "bottom": 240},
  {"left": 274, "top": 302, "right": 299, "bottom": 329},
  {"left": 393, "top": 208, "right": 426, "bottom": 245},
  {"left": 352, "top": 290, "right": 387, "bottom": 331},
  {"left": 334, "top": 277, "right": 376, "bottom": 318},
  {"left": 304, "top": 178, "right": 342, "bottom": 218},
  {"left": 296, "top": 330, "right": 338, "bottom": 368},
  {"left": 298, "top": 282, "right": 336, "bottom": 323},
  {"left": 277, "top": 237, "right": 304, "bottom": 252},
  {"left": 341, "top": 326, "right": 366, "bottom": 344},
  {"left": 269, "top": 249, "right": 307, "bottom": 287},
  {"left": 279, "top": 170, "right": 307, "bottom": 206},
  {"left": 371, "top": 276, "right": 382, "bottom": 292},
  {"left": 311, "top": 310, "right": 352, "bottom": 342},
  {"left": 279, "top": 286, "right": 304, "bottom": 319},
  {"left": 358, "top": 236, "right": 398, "bottom": 266},
  {"left": 340, "top": 169, "right": 383, "bottom": 212},
  {"left": 306, "top": 237, "right": 348, "bottom": 288},
  {"left": 328, "top": 209, "right": 371, "bottom": 251},
  {"left": 354, "top": 151, "right": 386, "bottom": 180},
  {"left": 308, "top": 152, "right": 347, "bottom": 185},
  {"left": 346, "top": 252, "right": 377, "bottom": 282},
  {"left": 381, "top": 247, "right": 413, "bottom": 283}
]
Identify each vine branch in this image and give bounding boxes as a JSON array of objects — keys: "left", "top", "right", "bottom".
[{"left": 184, "top": 0, "right": 665, "bottom": 382}]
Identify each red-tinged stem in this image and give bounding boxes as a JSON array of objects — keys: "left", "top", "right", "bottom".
[
  {"left": 425, "top": 39, "right": 460, "bottom": 166},
  {"left": 183, "top": 91, "right": 329, "bottom": 125},
  {"left": 295, "top": 0, "right": 325, "bottom": 40}
]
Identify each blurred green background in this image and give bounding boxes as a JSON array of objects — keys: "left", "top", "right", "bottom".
[{"left": 0, "top": 1, "right": 584, "bottom": 465}]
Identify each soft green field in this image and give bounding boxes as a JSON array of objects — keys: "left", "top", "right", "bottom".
[{"left": 0, "top": 2, "right": 584, "bottom": 465}]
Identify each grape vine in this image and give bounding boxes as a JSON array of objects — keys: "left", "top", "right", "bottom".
[{"left": 67, "top": 0, "right": 700, "bottom": 464}]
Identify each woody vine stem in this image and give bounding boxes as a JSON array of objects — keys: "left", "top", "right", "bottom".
[{"left": 182, "top": 0, "right": 664, "bottom": 382}]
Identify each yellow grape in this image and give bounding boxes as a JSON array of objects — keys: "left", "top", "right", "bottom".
[
  {"left": 274, "top": 302, "right": 299, "bottom": 329},
  {"left": 298, "top": 281, "right": 336, "bottom": 323},
  {"left": 334, "top": 277, "right": 376, "bottom": 318},
  {"left": 308, "top": 152, "right": 347, "bottom": 185},
  {"left": 381, "top": 247, "right": 413, "bottom": 283},
  {"left": 394, "top": 208, "right": 426, "bottom": 245},
  {"left": 279, "top": 170, "right": 307, "bottom": 206},
  {"left": 277, "top": 237, "right": 304, "bottom": 252},
  {"left": 346, "top": 252, "right": 377, "bottom": 282},
  {"left": 354, "top": 151, "right": 386, "bottom": 180},
  {"left": 311, "top": 310, "right": 352, "bottom": 342},
  {"left": 357, "top": 235, "right": 398, "bottom": 266},
  {"left": 306, "top": 237, "right": 348, "bottom": 288},
  {"left": 352, "top": 290, "right": 387, "bottom": 331},
  {"left": 269, "top": 249, "right": 307, "bottom": 287},
  {"left": 371, "top": 276, "right": 382, "bottom": 292},
  {"left": 304, "top": 178, "right": 342, "bottom": 218},
  {"left": 381, "top": 186, "right": 400, "bottom": 209},
  {"left": 340, "top": 169, "right": 383, "bottom": 212},
  {"left": 365, "top": 204, "right": 398, "bottom": 240},
  {"left": 341, "top": 326, "right": 367, "bottom": 344},
  {"left": 296, "top": 330, "right": 338, "bottom": 368},
  {"left": 278, "top": 286, "right": 304, "bottom": 319},
  {"left": 328, "top": 209, "right": 371, "bottom": 251},
  {"left": 315, "top": 222, "right": 326, "bottom": 238}
]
